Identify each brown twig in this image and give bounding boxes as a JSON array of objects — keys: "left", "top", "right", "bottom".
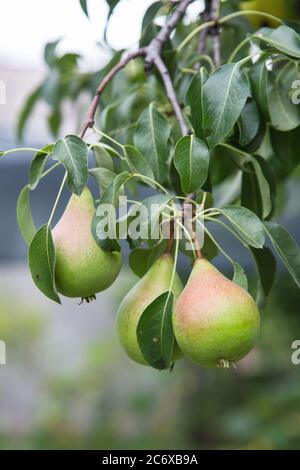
[
  {"left": 196, "top": 6, "right": 211, "bottom": 58},
  {"left": 79, "top": 49, "right": 146, "bottom": 138},
  {"left": 153, "top": 55, "right": 189, "bottom": 135},
  {"left": 79, "top": 0, "right": 192, "bottom": 139},
  {"left": 165, "top": 219, "right": 175, "bottom": 254},
  {"left": 195, "top": 0, "right": 221, "bottom": 70},
  {"left": 211, "top": 0, "right": 221, "bottom": 67}
]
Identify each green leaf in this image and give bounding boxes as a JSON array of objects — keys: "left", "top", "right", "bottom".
[
  {"left": 135, "top": 194, "right": 173, "bottom": 238},
  {"left": 185, "top": 68, "right": 208, "bottom": 139},
  {"left": 16, "top": 86, "right": 41, "bottom": 140},
  {"left": 106, "top": 0, "right": 120, "bottom": 15},
  {"left": 100, "top": 171, "right": 130, "bottom": 206},
  {"left": 264, "top": 222, "right": 300, "bottom": 288},
  {"left": 219, "top": 205, "right": 265, "bottom": 248},
  {"left": 79, "top": 0, "right": 88, "bottom": 17},
  {"left": 241, "top": 156, "right": 273, "bottom": 220},
  {"left": 53, "top": 135, "right": 88, "bottom": 195},
  {"left": 248, "top": 60, "right": 269, "bottom": 120},
  {"left": 255, "top": 26, "right": 300, "bottom": 59},
  {"left": 270, "top": 127, "right": 300, "bottom": 174},
  {"left": 17, "top": 185, "right": 36, "bottom": 245},
  {"left": 250, "top": 247, "right": 276, "bottom": 307},
  {"left": 92, "top": 172, "right": 130, "bottom": 252},
  {"left": 44, "top": 39, "right": 60, "bottom": 66},
  {"left": 137, "top": 292, "right": 175, "bottom": 370},
  {"left": 174, "top": 135, "right": 210, "bottom": 194},
  {"left": 268, "top": 73, "right": 300, "bottom": 132},
  {"left": 29, "top": 144, "right": 54, "bottom": 190},
  {"left": 104, "top": 1, "right": 121, "bottom": 41},
  {"left": 134, "top": 103, "right": 171, "bottom": 183},
  {"left": 89, "top": 168, "right": 118, "bottom": 196},
  {"left": 237, "top": 99, "right": 260, "bottom": 147},
  {"left": 129, "top": 242, "right": 167, "bottom": 278},
  {"left": 48, "top": 109, "right": 62, "bottom": 137},
  {"left": 93, "top": 145, "right": 114, "bottom": 171},
  {"left": 142, "top": 1, "right": 162, "bottom": 32},
  {"left": 29, "top": 224, "right": 61, "bottom": 304},
  {"left": 232, "top": 262, "right": 248, "bottom": 291},
  {"left": 202, "top": 63, "right": 249, "bottom": 148},
  {"left": 251, "top": 158, "right": 272, "bottom": 219},
  {"left": 124, "top": 145, "right": 154, "bottom": 180}
]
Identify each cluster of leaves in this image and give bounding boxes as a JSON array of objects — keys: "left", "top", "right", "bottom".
[{"left": 3, "top": 0, "right": 300, "bottom": 370}]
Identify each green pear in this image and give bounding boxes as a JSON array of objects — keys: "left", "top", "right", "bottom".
[
  {"left": 240, "top": 0, "right": 296, "bottom": 28},
  {"left": 53, "top": 187, "right": 122, "bottom": 300},
  {"left": 117, "top": 254, "right": 183, "bottom": 366},
  {"left": 173, "top": 258, "right": 260, "bottom": 368}
]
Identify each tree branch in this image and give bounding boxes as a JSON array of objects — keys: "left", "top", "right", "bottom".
[
  {"left": 80, "top": 0, "right": 192, "bottom": 139},
  {"left": 211, "top": 0, "right": 221, "bottom": 68},
  {"left": 144, "top": 0, "right": 193, "bottom": 65},
  {"left": 79, "top": 49, "right": 146, "bottom": 138},
  {"left": 195, "top": 0, "right": 221, "bottom": 69},
  {"left": 197, "top": 6, "right": 210, "bottom": 56},
  {"left": 153, "top": 55, "right": 189, "bottom": 135}
]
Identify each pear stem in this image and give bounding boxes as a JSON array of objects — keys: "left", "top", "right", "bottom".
[
  {"left": 184, "top": 194, "right": 203, "bottom": 260},
  {"left": 165, "top": 220, "right": 175, "bottom": 254}
]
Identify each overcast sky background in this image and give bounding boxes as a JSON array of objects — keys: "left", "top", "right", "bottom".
[{"left": 0, "top": 0, "right": 203, "bottom": 69}]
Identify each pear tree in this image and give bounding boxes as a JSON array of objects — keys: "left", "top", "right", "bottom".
[{"left": 2, "top": 0, "right": 300, "bottom": 370}]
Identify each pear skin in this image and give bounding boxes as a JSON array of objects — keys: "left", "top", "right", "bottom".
[
  {"left": 240, "top": 0, "right": 295, "bottom": 28},
  {"left": 53, "top": 188, "right": 122, "bottom": 299},
  {"left": 173, "top": 258, "right": 260, "bottom": 368},
  {"left": 117, "top": 254, "right": 183, "bottom": 366}
]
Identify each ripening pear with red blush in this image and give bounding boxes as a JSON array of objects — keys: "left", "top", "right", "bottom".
[{"left": 173, "top": 258, "right": 260, "bottom": 368}]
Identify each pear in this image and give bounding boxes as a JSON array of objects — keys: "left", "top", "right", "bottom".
[
  {"left": 53, "top": 187, "right": 122, "bottom": 300},
  {"left": 117, "top": 254, "right": 183, "bottom": 366},
  {"left": 173, "top": 258, "right": 260, "bottom": 368},
  {"left": 240, "top": 0, "right": 296, "bottom": 28}
]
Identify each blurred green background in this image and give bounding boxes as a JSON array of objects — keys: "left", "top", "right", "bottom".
[
  {"left": 1, "top": 0, "right": 300, "bottom": 450},
  {"left": 0, "top": 268, "right": 300, "bottom": 450}
]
